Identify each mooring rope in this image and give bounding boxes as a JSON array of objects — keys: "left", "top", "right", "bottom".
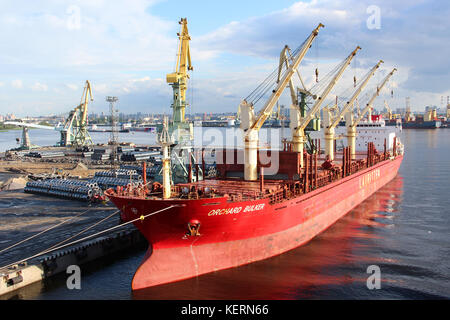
[
  {"left": 0, "top": 204, "right": 180, "bottom": 271},
  {"left": 0, "top": 206, "right": 98, "bottom": 255},
  {"left": 46, "top": 209, "right": 120, "bottom": 251}
]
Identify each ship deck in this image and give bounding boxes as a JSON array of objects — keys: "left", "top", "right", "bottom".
[{"left": 177, "top": 150, "right": 372, "bottom": 198}]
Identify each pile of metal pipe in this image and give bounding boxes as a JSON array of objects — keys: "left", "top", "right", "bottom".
[
  {"left": 120, "top": 164, "right": 161, "bottom": 176},
  {"left": 89, "top": 177, "right": 143, "bottom": 190},
  {"left": 91, "top": 153, "right": 111, "bottom": 161},
  {"left": 24, "top": 179, "right": 102, "bottom": 201},
  {"left": 94, "top": 169, "right": 142, "bottom": 180},
  {"left": 121, "top": 151, "right": 160, "bottom": 162},
  {"left": 25, "top": 151, "right": 65, "bottom": 158}
]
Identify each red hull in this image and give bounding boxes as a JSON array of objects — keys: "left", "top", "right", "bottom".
[{"left": 107, "top": 156, "right": 403, "bottom": 290}]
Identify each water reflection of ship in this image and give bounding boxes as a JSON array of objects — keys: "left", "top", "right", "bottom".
[{"left": 132, "top": 176, "right": 404, "bottom": 300}]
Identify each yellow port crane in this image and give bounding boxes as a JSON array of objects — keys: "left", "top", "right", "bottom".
[
  {"left": 61, "top": 80, "right": 94, "bottom": 147},
  {"left": 166, "top": 18, "right": 193, "bottom": 137},
  {"left": 5, "top": 80, "right": 94, "bottom": 148}
]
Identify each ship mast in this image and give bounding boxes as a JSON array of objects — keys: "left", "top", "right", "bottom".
[{"left": 158, "top": 116, "right": 173, "bottom": 199}]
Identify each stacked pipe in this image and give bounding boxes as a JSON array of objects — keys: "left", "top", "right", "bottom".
[
  {"left": 94, "top": 169, "right": 141, "bottom": 180},
  {"left": 24, "top": 179, "right": 102, "bottom": 201},
  {"left": 89, "top": 176, "right": 142, "bottom": 190},
  {"left": 120, "top": 164, "right": 161, "bottom": 176},
  {"left": 25, "top": 151, "right": 65, "bottom": 158},
  {"left": 91, "top": 148, "right": 112, "bottom": 160},
  {"left": 117, "top": 146, "right": 135, "bottom": 153},
  {"left": 121, "top": 151, "right": 160, "bottom": 162}
]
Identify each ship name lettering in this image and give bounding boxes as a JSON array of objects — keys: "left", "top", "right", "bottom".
[
  {"left": 208, "top": 206, "right": 242, "bottom": 216},
  {"left": 244, "top": 203, "right": 265, "bottom": 213},
  {"left": 359, "top": 169, "right": 381, "bottom": 189},
  {"left": 207, "top": 203, "right": 265, "bottom": 216}
]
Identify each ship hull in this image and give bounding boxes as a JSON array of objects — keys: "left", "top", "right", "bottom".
[
  {"left": 108, "top": 156, "right": 403, "bottom": 290},
  {"left": 402, "top": 120, "right": 441, "bottom": 129}
]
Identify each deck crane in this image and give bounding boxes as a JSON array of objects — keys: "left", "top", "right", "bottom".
[
  {"left": 290, "top": 46, "right": 361, "bottom": 167},
  {"left": 383, "top": 100, "right": 393, "bottom": 120},
  {"left": 345, "top": 68, "right": 396, "bottom": 157},
  {"left": 166, "top": 18, "right": 193, "bottom": 143},
  {"left": 322, "top": 60, "right": 383, "bottom": 161},
  {"left": 277, "top": 45, "right": 318, "bottom": 127},
  {"left": 240, "top": 23, "right": 324, "bottom": 181}
]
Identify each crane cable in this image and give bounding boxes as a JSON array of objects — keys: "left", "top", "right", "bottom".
[
  {"left": 0, "top": 204, "right": 180, "bottom": 271},
  {"left": 0, "top": 206, "right": 97, "bottom": 254}
]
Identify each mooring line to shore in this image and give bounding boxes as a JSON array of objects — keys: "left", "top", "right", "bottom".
[
  {"left": 0, "top": 206, "right": 99, "bottom": 255},
  {"left": 0, "top": 204, "right": 180, "bottom": 271},
  {"left": 46, "top": 209, "right": 120, "bottom": 251}
]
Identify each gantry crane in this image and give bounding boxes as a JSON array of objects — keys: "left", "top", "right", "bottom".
[
  {"left": 322, "top": 60, "right": 383, "bottom": 160},
  {"left": 290, "top": 46, "right": 361, "bottom": 167},
  {"left": 166, "top": 17, "right": 193, "bottom": 143},
  {"left": 345, "top": 68, "right": 397, "bottom": 157},
  {"left": 240, "top": 23, "right": 324, "bottom": 180}
]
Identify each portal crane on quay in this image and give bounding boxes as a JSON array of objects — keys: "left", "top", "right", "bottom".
[
  {"left": 60, "top": 80, "right": 94, "bottom": 147},
  {"left": 166, "top": 17, "right": 194, "bottom": 143},
  {"left": 5, "top": 80, "right": 94, "bottom": 148}
]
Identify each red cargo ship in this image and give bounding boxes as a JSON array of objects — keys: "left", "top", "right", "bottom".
[{"left": 106, "top": 141, "right": 403, "bottom": 290}]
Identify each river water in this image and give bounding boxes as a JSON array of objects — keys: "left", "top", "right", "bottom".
[{"left": 1, "top": 128, "right": 449, "bottom": 299}]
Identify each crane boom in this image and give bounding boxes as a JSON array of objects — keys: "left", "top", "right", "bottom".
[
  {"left": 290, "top": 46, "right": 361, "bottom": 166},
  {"left": 298, "top": 46, "right": 362, "bottom": 132},
  {"left": 79, "top": 80, "right": 93, "bottom": 127},
  {"left": 241, "top": 23, "right": 324, "bottom": 181},
  {"left": 331, "top": 60, "right": 383, "bottom": 129},
  {"left": 352, "top": 68, "right": 397, "bottom": 126},
  {"left": 277, "top": 46, "right": 298, "bottom": 105},
  {"left": 166, "top": 18, "right": 193, "bottom": 125},
  {"left": 246, "top": 23, "right": 324, "bottom": 134},
  {"left": 72, "top": 80, "right": 94, "bottom": 146}
]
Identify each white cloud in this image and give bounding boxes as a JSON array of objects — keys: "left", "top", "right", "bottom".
[
  {"left": 11, "top": 80, "right": 23, "bottom": 88},
  {"left": 66, "top": 84, "right": 78, "bottom": 90},
  {"left": 31, "top": 82, "right": 48, "bottom": 91}
]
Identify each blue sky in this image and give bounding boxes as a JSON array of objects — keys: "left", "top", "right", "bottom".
[{"left": 0, "top": 0, "right": 449, "bottom": 117}]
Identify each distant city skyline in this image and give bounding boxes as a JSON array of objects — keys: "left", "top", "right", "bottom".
[{"left": 0, "top": 0, "right": 449, "bottom": 117}]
